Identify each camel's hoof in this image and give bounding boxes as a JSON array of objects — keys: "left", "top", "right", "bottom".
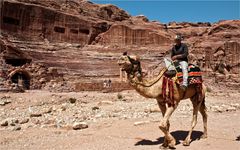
[
  {"left": 168, "top": 145, "right": 176, "bottom": 149},
  {"left": 162, "top": 142, "right": 168, "bottom": 148},
  {"left": 168, "top": 142, "right": 176, "bottom": 149},
  {"left": 200, "top": 134, "right": 208, "bottom": 139},
  {"left": 159, "top": 145, "right": 168, "bottom": 150},
  {"left": 182, "top": 140, "right": 190, "bottom": 146},
  {"left": 160, "top": 145, "right": 176, "bottom": 150}
]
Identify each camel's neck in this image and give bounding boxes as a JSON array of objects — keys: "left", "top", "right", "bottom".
[{"left": 127, "top": 69, "right": 166, "bottom": 98}]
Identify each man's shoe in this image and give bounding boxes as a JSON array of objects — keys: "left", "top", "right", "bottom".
[{"left": 180, "top": 85, "right": 187, "bottom": 91}]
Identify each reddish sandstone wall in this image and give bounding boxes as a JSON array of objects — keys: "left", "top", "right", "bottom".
[
  {"left": 0, "top": 0, "right": 239, "bottom": 91},
  {"left": 0, "top": 1, "right": 109, "bottom": 44}
]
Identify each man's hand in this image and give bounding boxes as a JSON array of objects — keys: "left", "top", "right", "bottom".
[
  {"left": 172, "top": 55, "right": 183, "bottom": 61},
  {"left": 172, "top": 56, "right": 178, "bottom": 61}
]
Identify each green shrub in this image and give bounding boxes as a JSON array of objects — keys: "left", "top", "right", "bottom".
[{"left": 117, "top": 93, "right": 123, "bottom": 100}]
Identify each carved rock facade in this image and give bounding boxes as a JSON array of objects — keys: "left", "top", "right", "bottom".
[{"left": 0, "top": 0, "right": 239, "bottom": 91}]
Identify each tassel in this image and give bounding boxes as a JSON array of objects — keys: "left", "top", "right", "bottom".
[
  {"left": 197, "top": 83, "right": 203, "bottom": 102},
  {"left": 167, "top": 78, "right": 174, "bottom": 106},
  {"left": 170, "top": 79, "right": 174, "bottom": 102},
  {"left": 162, "top": 77, "right": 167, "bottom": 101},
  {"left": 162, "top": 77, "right": 175, "bottom": 106},
  {"left": 167, "top": 78, "right": 171, "bottom": 104}
]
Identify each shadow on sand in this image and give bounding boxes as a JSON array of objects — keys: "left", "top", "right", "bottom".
[
  {"left": 135, "top": 130, "right": 203, "bottom": 146},
  {"left": 236, "top": 135, "right": 240, "bottom": 141}
]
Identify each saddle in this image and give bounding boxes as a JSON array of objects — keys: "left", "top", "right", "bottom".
[
  {"left": 164, "top": 63, "right": 203, "bottom": 85},
  {"left": 162, "top": 62, "right": 203, "bottom": 106}
]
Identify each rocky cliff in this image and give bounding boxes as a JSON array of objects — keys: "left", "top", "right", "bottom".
[{"left": 0, "top": 0, "right": 239, "bottom": 92}]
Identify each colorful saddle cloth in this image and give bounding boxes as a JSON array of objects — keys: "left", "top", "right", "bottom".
[
  {"left": 162, "top": 64, "right": 203, "bottom": 106},
  {"left": 175, "top": 64, "right": 203, "bottom": 85}
]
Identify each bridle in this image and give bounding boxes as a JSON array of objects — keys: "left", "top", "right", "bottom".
[
  {"left": 130, "top": 67, "right": 167, "bottom": 87},
  {"left": 124, "top": 55, "right": 167, "bottom": 87},
  {"left": 125, "top": 55, "right": 141, "bottom": 76}
]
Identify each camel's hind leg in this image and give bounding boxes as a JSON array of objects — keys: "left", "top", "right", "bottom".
[
  {"left": 183, "top": 95, "right": 202, "bottom": 146},
  {"left": 199, "top": 97, "right": 208, "bottom": 139}
]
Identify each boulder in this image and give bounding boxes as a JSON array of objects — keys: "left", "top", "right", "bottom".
[{"left": 72, "top": 122, "right": 88, "bottom": 130}]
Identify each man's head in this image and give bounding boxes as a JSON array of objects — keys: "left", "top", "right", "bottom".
[{"left": 174, "top": 34, "right": 182, "bottom": 45}]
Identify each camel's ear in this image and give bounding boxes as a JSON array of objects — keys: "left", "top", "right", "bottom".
[{"left": 123, "top": 51, "right": 128, "bottom": 56}]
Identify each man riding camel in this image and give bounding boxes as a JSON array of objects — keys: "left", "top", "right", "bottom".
[{"left": 171, "top": 34, "right": 189, "bottom": 91}]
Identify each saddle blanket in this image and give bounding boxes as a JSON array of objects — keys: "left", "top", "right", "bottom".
[{"left": 175, "top": 64, "right": 203, "bottom": 85}]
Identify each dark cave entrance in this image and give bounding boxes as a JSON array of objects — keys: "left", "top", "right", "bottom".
[
  {"left": 3, "top": 16, "right": 20, "bottom": 26},
  {"left": 10, "top": 71, "right": 31, "bottom": 90},
  {"left": 5, "top": 58, "right": 31, "bottom": 67}
]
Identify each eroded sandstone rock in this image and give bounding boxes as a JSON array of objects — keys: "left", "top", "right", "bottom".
[{"left": 0, "top": 0, "right": 239, "bottom": 92}]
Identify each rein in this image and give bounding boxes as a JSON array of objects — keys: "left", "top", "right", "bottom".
[{"left": 129, "top": 67, "right": 167, "bottom": 87}]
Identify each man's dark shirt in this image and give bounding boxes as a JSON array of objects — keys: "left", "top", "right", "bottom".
[{"left": 171, "top": 43, "right": 188, "bottom": 62}]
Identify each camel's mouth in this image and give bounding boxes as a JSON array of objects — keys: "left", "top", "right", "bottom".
[
  {"left": 117, "top": 62, "right": 124, "bottom": 68},
  {"left": 118, "top": 62, "right": 123, "bottom": 66},
  {"left": 118, "top": 60, "right": 126, "bottom": 68},
  {"left": 117, "top": 55, "right": 132, "bottom": 72},
  {"left": 120, "top": 68, "right": 125, "bottom": 72},
  {"left": 118, "top": 64, "right": 127, "bottom": 71}
]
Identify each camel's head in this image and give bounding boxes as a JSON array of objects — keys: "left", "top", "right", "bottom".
[
  {"left": 117, "top": 52, "right": 142, "bottom": 76},
  {"left": 118, "top": 54, "right": 132, "bottom": 72}
]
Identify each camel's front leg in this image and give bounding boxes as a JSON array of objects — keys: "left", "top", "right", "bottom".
[
  {"left": 159, "top": 103, "right": 177, "bottom": 149},
  {"left": 183, "top": 97, "right": 201, "bottom": 146},
  {"left": 158, "top": 102, "right": 170, "bottom": 148}
]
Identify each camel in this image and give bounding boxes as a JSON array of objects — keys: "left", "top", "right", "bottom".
[{"left": 117, "top": 53, "right": 208, "bottom": 149}]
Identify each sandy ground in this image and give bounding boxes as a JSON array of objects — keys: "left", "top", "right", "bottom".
[{"left": 0, "top": 90, "right": 239, "bottom": 150}]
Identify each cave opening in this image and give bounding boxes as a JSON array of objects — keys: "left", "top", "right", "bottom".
[
  {"left": 70, "top": 29, "right": 79, "bottom": 34},
  {"left": 54, "top": 26, "right": 65, "bottom": 33},
  {"left": 3, "top": 16, "right": 20, "bottom": 26},
  {"left": 79, "top": 28, "right": 89, "bottom": 35},
  {"left": 10, "top": 71, "right": 31, "bottom": 90},
  {"left": 5, "top": 58, "right": 31, "bottom": 67}
]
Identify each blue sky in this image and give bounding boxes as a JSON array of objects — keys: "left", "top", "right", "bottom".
[{"left": 91, "top": 0, "right": 240, "bottom": 23}]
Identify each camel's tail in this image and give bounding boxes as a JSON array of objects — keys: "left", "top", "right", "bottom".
[
  {"left": 194, "top": 83, "right": 207, "bottom": 111},
  {"left": 201, "top": 97, "right": 207, "bottom": 111},
  {"left": 201, "top": 84, "right": 207, "bottom": 111}
]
